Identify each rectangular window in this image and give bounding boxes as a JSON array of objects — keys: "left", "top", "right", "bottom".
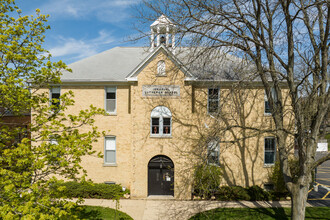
[
  {"left": 105, "top": 87, "right": 116, "bottom": 114},
  {"left": 105, "top": 136, "right": 116, "bottom": 164},
  {"left": 208, "top": 88, "right": 219, "bottom": 113},
  {"left": 163, "top": 117, "right": 171, "bottom": 134},
  {"left": 207, "top": 139, "right": 220, "bottom": 165},
  {"left": 264, "top": 137, "right": 276, "bottom": 165},
  {"left": 50, "top": 87, "right": 60, "bottom": 110},
  {"left": 264, "top": 88, "right": 277, "bottom": 114},
  {"left": 151, "top": 118, "right": 159, "bottom": 134}
]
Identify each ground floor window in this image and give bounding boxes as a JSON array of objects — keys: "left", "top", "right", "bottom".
[
  {"left": 105, "top": 136, "right": 116, "bottom": 164},
  {"left": 264, "top": 137, "right": 276, "bottom": 165},
  {"left": 207, "top": 139, "right": 220, "bottom": 165}
]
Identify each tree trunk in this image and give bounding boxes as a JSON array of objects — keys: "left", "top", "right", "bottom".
[{"left": 291, "top": 183, "right": 309, "bottom": 220}]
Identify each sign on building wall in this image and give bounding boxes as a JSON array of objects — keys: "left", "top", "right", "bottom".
[{"left": 142, "top": 85, "right": 180, "bottom": 97}]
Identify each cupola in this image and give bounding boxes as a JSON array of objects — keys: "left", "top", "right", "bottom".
[{"left": 150, "top": 15, "right": 176, "bottom": 53}]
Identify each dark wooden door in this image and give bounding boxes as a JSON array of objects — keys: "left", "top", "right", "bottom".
[{"left": 148, "top": 155, "right": 174, "bottom": 196}]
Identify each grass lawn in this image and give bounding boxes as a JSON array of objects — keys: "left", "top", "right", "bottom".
[
  {"left": 190, "top": 207, "right": 330, "bottom": 220},
  {"left": 74, "top": 206, "right": 133, "bottom": 220}
]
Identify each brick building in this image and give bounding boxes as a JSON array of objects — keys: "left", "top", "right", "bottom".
[{"left": 47, "top": 16, "right": 293, "bottom": 199}]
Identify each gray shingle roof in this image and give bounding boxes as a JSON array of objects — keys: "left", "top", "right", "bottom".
[
  {"left": 61, "top": 47, "right": 150, "bottom": 82},
  {"left": 61, "top": 46, "right": 258, "bottom": 82}
]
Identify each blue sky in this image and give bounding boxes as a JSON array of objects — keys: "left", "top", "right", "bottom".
[{"left": 16, "top": 0, "right": 147, "bottom": 64}]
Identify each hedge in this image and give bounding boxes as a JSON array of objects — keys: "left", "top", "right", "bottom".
[
  {"left": 194, "top": 185, "right": 289, "bottom": 201},
  {"left": 54, "top": 181, "right": 129, "bottom": 200}
]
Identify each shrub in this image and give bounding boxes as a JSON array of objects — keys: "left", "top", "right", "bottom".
[
  {"left": 214, "top": 186, "right": 250, "bottom": 201},
  {"left": 55, "top": 181, "right": 129, "bottom": 200},
  {"left": 270, "top": 159, "right": 301, "bottom": 193},
  {"left": 193, "top": 164, "right": 222, "bottom": 198},
  {"left": 247, "top": 186, "right": 270, "bottom": 201},
  {"left": 270, "top": 161, "right": 287, "bottom": 193},
  {"left": 214, "top": 186, "right": 274, "bottom": 201}
]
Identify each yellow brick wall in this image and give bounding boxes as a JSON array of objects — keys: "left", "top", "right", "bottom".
[{"left": 34, "top": 50, "right": 294, "bottom": 199}]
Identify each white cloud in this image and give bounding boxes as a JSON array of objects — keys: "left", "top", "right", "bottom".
[
  {"left": 48, "top": 30, "right": 115, "bottom": 60},
  {"left": 40, "top": 0, "right": 139, "bottom": 23}
]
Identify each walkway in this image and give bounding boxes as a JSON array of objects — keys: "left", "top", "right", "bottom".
[{"left": 78, "top": 198, "right": 315, "bottom": 220}]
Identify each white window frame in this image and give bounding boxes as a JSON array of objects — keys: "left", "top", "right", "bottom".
[
  {"left": 264, "top": 137, "right": 276, "bottom": 166},
  {"left": 105, "top": 87, "right": 117, "bottom": 114},
  {"left": 264, "top": 88, "right": 277, "bottom": 115},
  {"left": 50, "top": 87, "right": 61, "bottom": 111},
  {"left": 207, "top": 88, "right": 220, "bottom": 114},
  {"left": 150, "top": 106, "right": 172, "bottom": 137},
  {"left": 104, "top": 136, "right": 116, "bottom": 164},
  {"left": 207, "top": 138, "right": 220, "bottom": 166}
]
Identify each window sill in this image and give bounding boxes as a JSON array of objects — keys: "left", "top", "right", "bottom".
[
  {"left": 264, "top": 113, "right": 272, "bottom": 116},
  {"left": 208, "top": 163, "right": 220, "bottom": 167},
  {"left": 263, "top": 164, "right": 274, "bottom": 168},
  {"left": 105, "top": 112, "right": 117, "bottom": 116},
  {"left": 150, "top": 134, "right": 172, "bottom": 139},
  {"left": 207, "top": 112, "right": 220, "bottom": 117},
  {"left": 103, "top": 163, "right": 117, "bottom": 167}
]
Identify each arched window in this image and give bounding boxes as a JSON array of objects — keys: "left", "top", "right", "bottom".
[
  {"left": 157, "top": 60, "right": 166, "bottom": 76},
  {"left": 151, "top": 106, "right": 172, "bottom": 136}
]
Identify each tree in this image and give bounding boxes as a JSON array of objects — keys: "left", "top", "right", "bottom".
[
  {"left": 136, "top": 0, "right": 329, "bottom": 219},
  {"left": 0, "top": 1, "right": 103, "bottom": 218}
]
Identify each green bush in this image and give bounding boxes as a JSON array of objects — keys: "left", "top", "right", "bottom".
[
  {"left": 193, "top": 164, "right": 222, "bottom": 198},
  {"left": 214, "top": 186, "right": 274, "bottom": 201},
  {"left": 270, "top": 159, "right": 301, "bottom": 193},
  {"left": 247, "top": 186, "right": 270, "bottom": 201},
  {"left": 55, "top": 181, "right": 129, "bottom": 200},
  {"left": 269, "top": 191, "right": 290, "bottom": 200},
  {"left": 215, "top": 186, "right": 250, "bottom": 201},
  {"left": 270, "top": 161, "right": 287, "bottom": 193}
]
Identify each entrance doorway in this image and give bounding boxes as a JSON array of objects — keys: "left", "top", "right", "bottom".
[{"left": 148, "top": 155, "right": 174, "bottom": 196}]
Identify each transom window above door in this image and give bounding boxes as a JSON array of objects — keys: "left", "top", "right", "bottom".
[{"left": 151, "top": 106, "right": 172, "bottom": 137}]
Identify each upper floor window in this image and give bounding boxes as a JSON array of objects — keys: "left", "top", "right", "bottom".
[
  {"left": 264, "top": 87, "right": 277, "bottom": 114},
  {"left": 264, "top": 137, "right": 276, "bottom": 165},
  {"left": 105, "top": 136, "right": 116, "bottom": 164},
  {"left": 207, "top": 138, "right": 220, "bottom": 165},
  {"left": 151, "top": 106, "right": 172, "bottom": 136},
  {"left": 157, "top": 60, "right": 166, "bottom": 76},
  {"left": 208, "top": 88, "right": 219, "bottom": 113},
  {"left": 105, "top": 87, "right": 116, "bottom": 114},
  {"left": 50, "top": 87, "right": 60, "bottom": 111}
]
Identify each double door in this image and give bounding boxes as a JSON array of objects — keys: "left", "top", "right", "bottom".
[{"left": 148, "top": 155, "right": 174, "bottom": 196}]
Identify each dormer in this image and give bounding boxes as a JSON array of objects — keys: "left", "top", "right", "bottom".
[{"left": 150, "top": 15, "right": 176, "bottom": 53}]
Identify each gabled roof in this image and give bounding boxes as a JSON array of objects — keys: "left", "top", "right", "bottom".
[
  {"left": 61, "top": 46, "right": 258, "bottom": 83},
  {"left": 150, "top": 15, "right": 174, "bottom": 27},
  {"left": 126, "top": 45, "right": 194, "bottom": 81}
]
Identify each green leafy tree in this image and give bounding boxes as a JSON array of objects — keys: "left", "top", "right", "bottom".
[
  {"left": 0, "top": 1, "right": 104, "bottom": 218},
  {"left": 193, "top": 164, "right": 222, "bottom": 199}
]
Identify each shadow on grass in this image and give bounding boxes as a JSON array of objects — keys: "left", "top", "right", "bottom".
[
  {"left": 190, "top": 207, "right": 330, "bottom": 220},
  {"left": 69, "top": 206, "right": 133, "bottom": 220},
  {"left": 190, "top": 208, "right": 289, "bottom": 220},
  {"left": 76, "top": 206, "right": 102, "bottom": 219}
]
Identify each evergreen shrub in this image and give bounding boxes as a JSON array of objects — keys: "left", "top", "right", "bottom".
[{"left": 55, "top": 181, "right": 129, "bottom": 200}]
